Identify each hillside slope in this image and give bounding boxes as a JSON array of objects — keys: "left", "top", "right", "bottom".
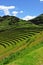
[
  {"left": 0, "top": 14, "right": 43, "bottom": 65},
  {"left": 30, "top": 14, "right": 43, "bottom": 25}
]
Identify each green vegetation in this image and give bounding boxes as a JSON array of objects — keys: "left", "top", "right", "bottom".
[
  {"left": 0, "top": 14, "right": 43, "bottom": 65},
  {"left": 30, "top": 14, "right": 43, "bottom": 25}
]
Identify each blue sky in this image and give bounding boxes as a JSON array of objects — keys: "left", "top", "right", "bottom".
[{"left": 0, "top": 0, "right": 43, "bottom": 20}]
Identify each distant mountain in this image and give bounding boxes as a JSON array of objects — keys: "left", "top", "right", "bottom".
[
  {"left": 30, "top": 14, "right": 43, "bottom": 25},
  {"left": 0, "top": 15, "right": 21, "bottom": 30},
  {"left": 0, "top": 15, "right": 20, "bottom": 24},
  {"left": 0, "top": 14, "right": 43, "bottom": 25},
  {"left": 0, "top": 14, "right": 43, "bottom": 31}
]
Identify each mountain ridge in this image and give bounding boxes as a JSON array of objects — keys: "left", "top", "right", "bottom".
[{"left": 29, "top": 14, "right": 43, "bottom": 25}]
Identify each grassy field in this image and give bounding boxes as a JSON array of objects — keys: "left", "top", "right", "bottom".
[
  {"left": 8, "top": 46, "right": 43, "bottom": 65},
  {"left": 0, "top": 15, "right": 43, "bottom": 65},
  {"left": 7, "top": 32, "right": 43, "bottom": 65},
  {"left": 0, "top": 29, "right": 43, "bottom": 65}
]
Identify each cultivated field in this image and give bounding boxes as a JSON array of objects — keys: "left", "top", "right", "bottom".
[{"left": 0, "top": 15, "right": 43, "bottom": 65}]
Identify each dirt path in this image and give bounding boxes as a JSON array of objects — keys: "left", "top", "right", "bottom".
[{"left": 0, "top": 31, "right": 43, "bottom": 60}]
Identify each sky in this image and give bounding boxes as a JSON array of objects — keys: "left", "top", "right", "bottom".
[{"left": 0, "top": 0, "right": 43, "bottom": 20}]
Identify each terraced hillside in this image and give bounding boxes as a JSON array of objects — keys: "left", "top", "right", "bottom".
[{"left": 0, "top": 14, "right": 43, "bottom": 65}]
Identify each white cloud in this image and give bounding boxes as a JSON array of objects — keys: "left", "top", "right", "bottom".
[
  {"left": 12, "top": 10, "right": 23, "bottom": 16},
  {"left": 22, "top": 15, "right": 36, "bottom": 20},
  {"left": 0, "top": 5, "right": 23, "bottom": 16},
  {"left": 12, "top": 11, "right": 18, "bottom": 16},
  {"left": 40, "top": 0, "right": 43, "bottom": 1},
  {"left": 20, "top": 11, "right": 23, "bottom": 13},
  {"left": 0, "top": 5, "right": 15, "bottom": 15}
]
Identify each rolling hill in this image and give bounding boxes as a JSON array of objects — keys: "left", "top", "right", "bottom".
[
  {"left": 30, "top": 14, "right": 43, "bottom": 25},
  {"left": 0, "top": 14, "right": 43, "bottom": 65}
]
